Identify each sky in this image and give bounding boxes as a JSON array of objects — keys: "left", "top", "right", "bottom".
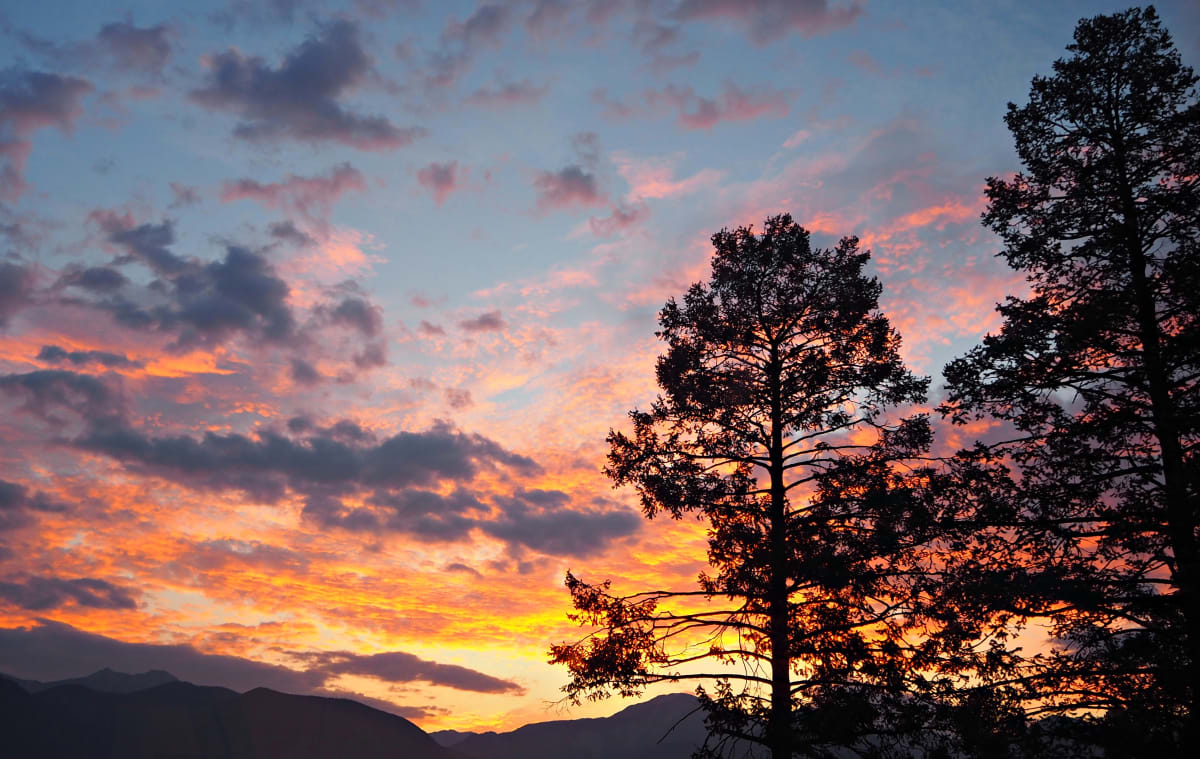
[{"left": 1, "top": 0, "right": 1198, "bottom": 734}]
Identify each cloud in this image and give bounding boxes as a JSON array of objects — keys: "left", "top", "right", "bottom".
[
  {"left": 424, "top": 4, "right": 514, "bottom": 87},
  {"left": 611, "top": 153, "right": 723, "bottom": 200},
  {"left": 458, "top": 310, "right": 506, "bottom": 333},
  {"left": 0, "top": 479, "right": 66, "bottom": 533},
  {"left": 0, "top": 260, "right": 36, "bottom": 328},
  {"left": 418, "top": 320, "right": 445, "bottom": 337},
  {"left": 589, "top": 202, "right": 650, "bottom": 237},
  {"left": 90, "top": 211, "right": 187, "bottom": 275},
  {"left": 290, "top": 357, "right": 322, "bottom": 385},
  {"left": 481, "top": 490, "right": 642, "bottom": 557},
  {"left": 674, "top": 0, "right": 863, "bottom": 44},
  {"left": 0, "top": 576, "right": 139, "bottom": 611},
  {"left": 444, "top": 387, "right": 473, "bottom": 409},
  {"left": 74, "top": 417, "right": 540, "bottom": 514},
  {"left": 0, "top": 69, "right": 94, "bottom": 200},
  {"left": 36, "top": 345, "right": 140, "bottom": 369},
  {"left": 168, "top": 182, "right": 201, "bottom": 208},
  {"left": 464, "top": 79, "right": 550, "bottom": 108},
  {"left": 533, "top": 166, "right": 605, "bottom": 211},
  {"left": 78, "top": 216, "right": 298, "bottom": 351},
  {"left": 58, "top": 264, "right": 128, "bottom": 293},
  {"left": 646, "top": 82, "right": 789, "bottom": 130},
  {"left": 268, "top": 220, "right": 316, "bottom": 248},
  {"left": 416, "top": 161, "right": 459, "bottom": 206},
  {"left": 352, "top": 341, "right": 388, "bottom": 370},
  {"left": 220, "top": 163, "right": 366, "bottom": 232},
  {"left": 51, "top": 406, "right": 635, "bottom": 556},
  {"left": 0, "top": 369, "right": 126, "bottom": 426},
  {"left": 0, "top": 619, "right": 523, "bottom": 701},
  {"left": 190, "top": 20, "right": 426, "bottom": 150},
  {"left": 96, "top": 22, "right": 172, "bottom": 73},
  {"left": 327, "top": 296, "right": 383, "bottom": 337},
  {"left": 306, "top": 650, "right": 524, "bottom": 694}
]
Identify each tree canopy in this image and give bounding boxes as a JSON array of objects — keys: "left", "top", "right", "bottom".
[{"left": 551, "top": 215, "right": 943, "bottom": 758}]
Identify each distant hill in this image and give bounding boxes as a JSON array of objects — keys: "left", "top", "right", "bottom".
[
  {"left": 438, "top": 692, "right": 710, "bottom": 759},
  {"left": 2, "top": 667, "right": 178, "bottom": 694},
  {"left": 0, "top": 675, "right": 457, "bottom": 759}
]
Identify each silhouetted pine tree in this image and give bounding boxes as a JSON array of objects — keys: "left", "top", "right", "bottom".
[
  {"left": 939, "top": 6, "right": 1200, "bottom": 753},
  {"left": 552, "top": 215, "right": 949, "bottom": 759}
]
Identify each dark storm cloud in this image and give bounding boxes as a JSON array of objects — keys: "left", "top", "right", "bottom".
[
  {"left": 0, "top": 260, "right": 36, "bottom": 328},
  {"left": 0, "top": 619, "right": 523, "bottom": 701},
  {"left": 674, "top": 0, "right": 863, "bottom": 44},
  {"left": 458, "top": 310, "right": 506, "bottom": 333},
  {"left": 96, "top": 22, "right": 172, "bottom": 73},
  {"left": 0, "top": 576, "right": 139, "bottom": 611},
  {"left": 0, "top": 479, "right": 66, "bottom": 533},
  {"left": 0, "top": 369, "right": 126, "bottom": 425},
  {"left": 36, "top": 345, "right": 140, "bottom": 369},
  {"left": 190, "top": 20, "right": 426, "bottom": 149},
  {"left": 0, "top": 69, "right": 93, "bottom": 200}
]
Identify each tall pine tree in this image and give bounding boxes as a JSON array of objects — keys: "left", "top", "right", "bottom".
[
  {"left": 552, "top": 215, "right": 944, "bottom": 758},
  {"left": 940, "top": 6, "right": 1200, "bottom": 752}
]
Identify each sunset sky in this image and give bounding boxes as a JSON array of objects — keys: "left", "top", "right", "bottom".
[{"left": 2, "top": 0, "right": 1198, "bottom": 733}]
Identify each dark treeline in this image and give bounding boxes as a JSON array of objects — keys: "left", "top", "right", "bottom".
[{"left": 552, "top": 7, "right": 1198, "bottom": 759}]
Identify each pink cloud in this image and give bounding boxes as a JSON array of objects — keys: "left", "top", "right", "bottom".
[
  {"left": 675, "top": 0, "right": 864, "bottom": 44},
  {"left": 611, "top": 153, "right": 723, "bottom": 200},
  {"left": 416, "top": 161, "right": 461, "bottom": 206},
  {"left": 782, "top": 129, "right": 811, "bottom": 149},
  {"left": 588, "top": 202, "right": 650, "bottom": 237},
  {"left": 219, "top": 163, "right": 366, "bottom": 236}
]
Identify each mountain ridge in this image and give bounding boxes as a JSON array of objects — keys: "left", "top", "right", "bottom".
[{"left": 0, "top": 668, "right": 706, "bottom": 758}]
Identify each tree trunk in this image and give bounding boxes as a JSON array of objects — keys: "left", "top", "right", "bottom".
[
  {"left": 768, "top": 348, "right": 791, "bottom": 759},
  {"left": 1118, "top": 172, "right": 1200, "bottom": 742}
]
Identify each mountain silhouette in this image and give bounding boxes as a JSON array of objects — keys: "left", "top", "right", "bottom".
[
  {"left": 1, "top": 668, "right": 716, "bottom": 759},
  {"left": 3, "top": 667, "right": 179, "bottom": 694},
  {"left": 0, "top": 673, "right": 456, "bottom": 759},
  {"left": 438, "top": 692, "right": 708, "bottom": 759}
]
